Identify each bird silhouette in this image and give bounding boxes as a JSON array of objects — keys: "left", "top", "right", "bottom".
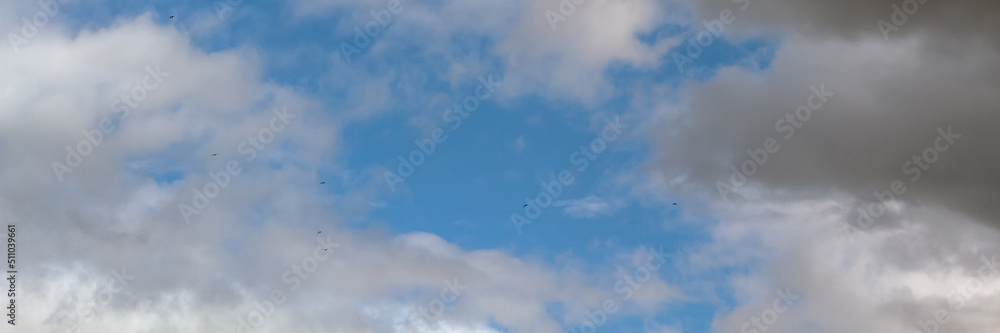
[
  {"left": 317, "top": 231, "right": 322, "bottom": 234},
  {"left": 523, "top": 204, "right": 528, "bottom": 207},
  {"left": 672, "top": 203, "right": 678, "bottom": 206},
  {"left": 169, "top": 16, "right": 174, "bottom": 18},
  {"left": 324, "top": 248, "right": 329, "bottom": 252},
  {"left": 320, "top": 182, "right": 326, "bottom": 184},
  {"left": 211, "top": 153, "right": 217, "bottom": 156}
]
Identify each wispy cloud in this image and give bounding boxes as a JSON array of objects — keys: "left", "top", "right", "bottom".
[
  {"left": 555, "top": 195, "right": 622, "bottom": 219},
  {"left": 513, "top": 135, "right": 526, "bottom": 153}
]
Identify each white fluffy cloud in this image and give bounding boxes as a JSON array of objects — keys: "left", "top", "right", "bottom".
[
  {"left": 681, "top": 199, "right": 1000, "bottom": 333},
  {"left": 297, "top": 0, "right": 677, "bottom": 105}
]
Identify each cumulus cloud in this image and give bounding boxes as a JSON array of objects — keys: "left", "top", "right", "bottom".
[
  {"left": 302, "top": 0, "right": 678, "bottom": 106},
  {"left": 649, "top": 9, "right": 1000, "bottom": 229},
  {"left": 638, "top": 0, "right": 1000, "bottom": 331},
  {"left": 678, "top": 199, "right": 1000, "bottom": 333},
  {"left": 493, "top": 0, "right": 679, "bottom": 104}
]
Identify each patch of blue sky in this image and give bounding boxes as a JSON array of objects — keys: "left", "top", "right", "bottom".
[
  {"left": 150, "top": 169, "right": 184, "bottom": 185},
  {"left": 671, "top": 35, "right": 778, "bottom": 82},
  {"left": 611, "top": 20, "right": 778, "bottom": 85}
]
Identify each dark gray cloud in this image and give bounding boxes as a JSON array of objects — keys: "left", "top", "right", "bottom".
[
  {"left": 639, "top": 2, "right": 1000, "bottom": 331},
  {"left": 686, "top": 0, "right": 1000, "bottom": 46},
  {"left": 652, "top": 0, "right": 1000, "bottom": 230}
]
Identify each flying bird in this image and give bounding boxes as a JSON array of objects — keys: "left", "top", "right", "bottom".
[
  {"left": 320, "top": 182, "right": 326, "bottom": 184},
  {"left": 523, "top": 204, "right": 528, "bottom": 207},
  {"left": 169, "top": 15, "right": 174, "bottom": 18},
  {"left": 317, "top": 231, "right": 322, "bottom": 234},
  {"left": 672, "top": 203, "right": 678, "bottom": 206},
  {"left": 211, "top": 153, "right": 217, "bottom": 156},
  {"left": 324, "top": 248, "right": 329, "bottom": 252}
]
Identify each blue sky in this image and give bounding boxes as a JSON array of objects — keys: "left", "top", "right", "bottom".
[{"left": 5, "top": 0, "right": 1000, "bottom": 332}]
